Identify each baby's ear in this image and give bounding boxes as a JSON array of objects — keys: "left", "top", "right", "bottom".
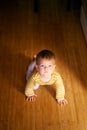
[{"left": 54, "top": 64, "right": 56, "bottom": 68}]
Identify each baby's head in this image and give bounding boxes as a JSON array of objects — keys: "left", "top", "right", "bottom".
[{"left": 35, "top": 50, "right": 56, "bottom": 77}]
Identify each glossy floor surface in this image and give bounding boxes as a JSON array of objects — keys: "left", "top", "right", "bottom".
[{"left": 0, "top": 1, "right": 87, "bottom": 130}]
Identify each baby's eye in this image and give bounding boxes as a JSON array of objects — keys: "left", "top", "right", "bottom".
[
  {"left": 48, "top": 65, "right": 52, "bottom": 67},
  {"left": 40, "top": 64, "right": 44, "bottom": 67}
]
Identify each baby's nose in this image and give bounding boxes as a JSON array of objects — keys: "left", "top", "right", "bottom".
[{"left": 44, "top": 66, "right": 48, "bottom": 70}]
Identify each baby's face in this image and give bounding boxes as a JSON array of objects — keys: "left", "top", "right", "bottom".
[{"left": 36, "top": 58, "right": 56, "bottom": 77}]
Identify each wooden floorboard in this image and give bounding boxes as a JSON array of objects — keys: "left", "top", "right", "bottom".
[{"left": 0, "top": 1, "right": 87, "bottom": 130}]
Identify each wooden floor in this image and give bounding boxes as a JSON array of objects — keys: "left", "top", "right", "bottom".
[{"left": 0, "top": 1, "right": 87, "bottom": 130}]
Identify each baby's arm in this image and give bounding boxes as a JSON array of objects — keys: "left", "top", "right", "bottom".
[
  {"left": 55, "top": 74, "right": 68, "bottom": 105},
  {"left": 25, "top": 77, "right": 37, "bottom": 102}
]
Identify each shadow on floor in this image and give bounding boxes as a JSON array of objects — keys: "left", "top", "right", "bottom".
[{"left": 0, "top": 43, "right": 31, "bottom": 95}]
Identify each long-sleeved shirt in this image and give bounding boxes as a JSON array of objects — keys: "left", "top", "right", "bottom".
[{"left": 25, "top": 70, "right": 65, "bottom": 100}]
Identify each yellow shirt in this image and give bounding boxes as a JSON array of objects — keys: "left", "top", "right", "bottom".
[{"left": 25, "top": 71, "right": 65, "bottom": 100}]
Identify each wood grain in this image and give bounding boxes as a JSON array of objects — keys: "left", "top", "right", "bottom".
[{"left": 0, "top": 1, "right": 87, "bottom": 130}]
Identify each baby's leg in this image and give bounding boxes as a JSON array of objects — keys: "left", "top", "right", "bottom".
[
  {"left": 33, "top": 84, "right": 40, "bottom": 90},
  {"left": 26, "top": 55, "right": 36, "bottom": 80},
  {"left": 26, "top": 60, "right": 36, "bottom": 80}
]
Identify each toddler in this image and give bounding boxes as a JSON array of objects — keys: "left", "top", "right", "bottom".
[{"left": 25, "top": 49, "right": 68, "bottom": 105}]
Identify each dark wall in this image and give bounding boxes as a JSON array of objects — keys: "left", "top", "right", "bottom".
[{"left": 72, "top": 0, "right": 81, "bottom": 9}]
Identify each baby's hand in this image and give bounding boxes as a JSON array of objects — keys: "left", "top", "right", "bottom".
[
  {"left": 57, "top": 99, "right": 68, "bottom": 105},
  {"left": 26, "top": 94, "right": 37, "bottom": 102}
]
